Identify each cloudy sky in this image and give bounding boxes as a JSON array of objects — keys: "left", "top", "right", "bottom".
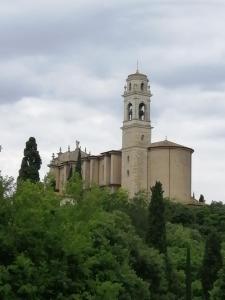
[{"left": 0, "top": 0, "right": 225, "bottom": 202}]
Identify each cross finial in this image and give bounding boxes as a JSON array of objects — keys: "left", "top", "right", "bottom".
[{"left": 165, "top": 136, "right": 168, "bottom": 141}]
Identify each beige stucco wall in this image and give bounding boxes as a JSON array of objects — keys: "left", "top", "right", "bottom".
[
  {"left": 122, "top": 123, "right": 151, "bottom": 149},
  {"left": 104, "top": 155, "right": 111, "bottom": 185},
  {"left": 148, "top": 147, "right": 192, "bottom": 203},
  {"left": 82, "top": 159, "right": 90, "bottom": 188},
  {"left": 80, "top": 152, "right": 121, "bottom": 190},
  {"left": 122, "top": 147, "right": 148, "bottom": 197},
  {"left": 90, "top": 157, "right": 99, "bottom": 186},
  {"left": 110, "top": 153, "right": 121, "bottom": 185},
  {"left": 98, "top": 157, "right": 104, "bottom": 186}
]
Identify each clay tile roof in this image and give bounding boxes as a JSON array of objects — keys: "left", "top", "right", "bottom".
[{"left": 148, "top": 140, "right": 194, "bottom": 153}]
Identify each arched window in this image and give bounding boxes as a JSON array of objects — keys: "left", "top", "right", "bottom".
[
  {"left": 129, "top": 83, "right": 132, "bottom": 91},
  {"left": 141, "top": 82, "right": 144, "bottom": 90},
  {"left": 139, "top": 103, "right": 145, "bottom": 121},
  {"left": 128, "top": 103, "right": 133, "bottom": 120}
]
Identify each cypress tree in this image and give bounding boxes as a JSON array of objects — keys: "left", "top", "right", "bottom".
[
  {"left": 146, "top": 181, "right": 166, "bottom": 254},
  {"left": 18, "top": 137, "right": 42, "bottom": 183},
  {"left": 201, "top": 231, "right": 223, "bottom": 300},
  {"left": 75, "top": 148, "right": 82, "bottom": 179},
  {"left": 67, "top": 165, "right": 73, "bottom": 180},
  {"left": 185, "top": 245, "right": 192, "bottom": 300},
  {"left": 199, "top": 194, "right": 205, "bottom": 203}
]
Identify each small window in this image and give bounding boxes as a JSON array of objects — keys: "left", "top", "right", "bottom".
[
  {"left": 127, "top": 155, "right": 130, "bottom": 162},
  {"left": 141, "top": 82, "right": 144, "bottom": 90},
  {"left": 129, "top": 83, "right": 131, "bottom": 90},
  {"left": 127, "top": 170, "right": 130, "bottom": 176},
  {"left": 141, "top": 135, "right": 144, "bottom": 141}
]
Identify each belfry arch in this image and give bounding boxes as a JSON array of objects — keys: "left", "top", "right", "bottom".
[
  {"left": 139, "top": 103, "right": 145, "bottom": 121},
  {"left": 128, "top": 103, "right": 133, "bottom": 120}
]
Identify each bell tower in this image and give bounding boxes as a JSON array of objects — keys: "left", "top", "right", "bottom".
[{"left": 121, "top": 69, "right": 152, "bottom": 196}]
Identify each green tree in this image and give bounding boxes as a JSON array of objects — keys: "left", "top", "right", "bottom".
[
  {"left": 185, "top": 245, "right": 192, "bottom": 300},
  {"left": 18, "top": 137, "right": 42, "bottom": 183},
  {"left": 0, "top": 175, "right": 15, "bottom": 199},
  {"left": 75, "top": 148, "right": 82, "bottom": 178},
  {"left": 201, "top": 231, "right": 223, "bottom": 300},
  {"left": 146, "top": 181, "right": 167, "bottom": 254}
]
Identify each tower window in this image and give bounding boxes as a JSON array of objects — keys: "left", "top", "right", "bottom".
[
  {"left": 141, "top": 135, "right": 144, "bottom": 141},
  {"left": 127, "top": 170, "right": 130, "bottom": 176},
  {"left": 129, "top": 83, "right": 132, "bottom": 91},
  {"left": 141, "top": 82, "right": 144, "bottom": 90},
  {"left": 127, "top": 155, "right": 130, "bottom": 162},
  {"left": 128, "top": 103, "right": 133, "bottom": 120},
  {"left": 139, "top": 103, "right": 145, "bottom": 121}
]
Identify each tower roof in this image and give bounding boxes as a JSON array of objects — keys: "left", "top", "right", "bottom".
[
  {"left": 127, "top": 71, "right": 148, "bottom": 79},
  {"left": 148, "top": 140, "right": 194, "bottom": 153}
]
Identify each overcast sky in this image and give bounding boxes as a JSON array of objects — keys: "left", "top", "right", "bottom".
[{"left": 0, "top": 0, "right": 225, "bottom": 202}]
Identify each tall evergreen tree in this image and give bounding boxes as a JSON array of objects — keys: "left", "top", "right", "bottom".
[
  {"left": 201, "top": 231, "right": 223, "bottom": 300},
  {"left": 199, "top": 194, "right": 205, "bottom": 203},
  {"left": 185, "top": 245, "right": 192, "bottom": 300},
  {"left": 146, "top": 181, "right": 166, "bottom": 254},
  {"left": 67, "top": 165, "right": 73, "bottom": 180},
  {"left": 18, "top": 137, "right": 42, "bottom": 183},
  {"left": 75, "top": 148, "right": 82, "bottom": 179}
]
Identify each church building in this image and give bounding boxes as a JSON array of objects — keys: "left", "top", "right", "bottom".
[{"left": 49, "top": 69, "right": 195, "bottom": 204}]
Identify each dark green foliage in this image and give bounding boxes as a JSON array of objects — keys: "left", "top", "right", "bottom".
[
  {"left": 0, "top": 182, "right": 152, "bottom": 299},
  {"left": 75, "top": 148, "right": 82, "bottom": 178},
  {"left": 146, "top": 181, "right": 167, "bottom": 254},
  {"left": 165, "top": 200, "right": 225, "bottom": 241},
  {"left": 1, "top": 171, "right": 225, "bottom": 299},
  {"left": 185, "top": 246, "right": 192, "bottom": 300},
  {"left": 201, "top": 232, "right": 223, "bottom": 300},
  {"left": 18, "top": 137, "right": 42, "bottom": 183},
  {"left": 210, "top": 265, "right": 225, "bottom": 299}
]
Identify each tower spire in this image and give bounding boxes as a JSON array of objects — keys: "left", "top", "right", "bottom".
[{"left": 136, "top": 60, "right": 139, "bottom": 73}]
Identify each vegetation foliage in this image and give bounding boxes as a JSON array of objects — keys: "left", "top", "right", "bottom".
[
  {"left": 0, "top": 173, "right": 224, "bottom": 299},
  {"left": 18, "top": 137, "right": 42, "bottom": 183}
]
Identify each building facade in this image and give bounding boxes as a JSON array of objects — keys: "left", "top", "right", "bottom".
[{"left": 49, "top": 70, "right": 195, "bottom": 204}]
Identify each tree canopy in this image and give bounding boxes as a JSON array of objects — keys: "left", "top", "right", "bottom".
[{"left": 0, "top": 174, "right": 225, "bottom": 299}]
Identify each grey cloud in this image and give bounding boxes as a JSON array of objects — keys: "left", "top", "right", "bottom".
[
  {"left": 0, "top": 0, "right": 225, "bottom": 202},
  {"left": 153, "top": 64, "right": 225, "bottom": 89}
]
